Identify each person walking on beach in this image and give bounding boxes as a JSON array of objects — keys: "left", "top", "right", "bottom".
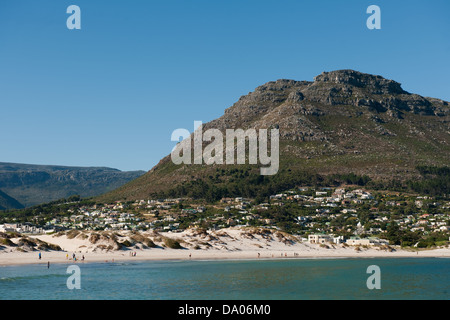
[{"left": 38, "top": 252, "right": 41, "bottom": 260}]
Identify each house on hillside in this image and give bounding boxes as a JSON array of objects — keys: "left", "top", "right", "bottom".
[
  {"left": 308, "top": 234, "right": 334, "bottom": 244},
  {"left": 345, "top": 237, "right": 389, "bottom": 246},
  {"left": 308, "top": 234, "right": 344, "bottom": 245}
]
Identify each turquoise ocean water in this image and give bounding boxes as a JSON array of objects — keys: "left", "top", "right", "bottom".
[{"left": 0, "top": 258, "right": 448, "bottom": 300}]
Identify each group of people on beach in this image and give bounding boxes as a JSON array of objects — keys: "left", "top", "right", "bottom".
[
  {"left": 37, "top": 249, "right": 310, "bottom": 265},
  {"left": 37, "top": 251, "right": 86, "bottom": 269},
  {"left": 38, "top": 251, "right": 85, "bottom": 262},
  {"left": 257, "top": 252, "right": 300, "bottom": 258},
  {"left": 66, "top": 252, "right": 85, "bottom": 262}
]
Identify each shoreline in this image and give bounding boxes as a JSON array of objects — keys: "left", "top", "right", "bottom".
[
  {"left": 1, "top": 227, "right": 449, "bottom": 267},
  {"left": 1, "top": 247, "right": 449, "bottom": 267}
]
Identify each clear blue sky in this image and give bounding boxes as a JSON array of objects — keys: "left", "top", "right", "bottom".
[{"left": 1, "top": 0, "right": 449, "bottom": 171}]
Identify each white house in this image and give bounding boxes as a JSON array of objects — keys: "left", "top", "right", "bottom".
[
  {"left": 308, "top": 234, "right": 334, "bottom": 244},
  {"left": 345, "top": 237, "right": 389, "bottom": 246}
]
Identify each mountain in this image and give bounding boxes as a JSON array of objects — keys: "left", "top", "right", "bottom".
[
  {"left": 0, "top": 189, "right": 24, "bottom": 211},
  {"left": 0, "top": 162, "right": 145, "bottom": 208},
  {"left": 98, "top": 70, "right": 449, "bottom": 202}
]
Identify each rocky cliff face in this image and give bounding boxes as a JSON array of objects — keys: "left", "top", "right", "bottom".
[
  {"left": 99, "top": 70, "right": 450, "bottom": 201},
  {"left": 314, "top": 70, "right": 406, "bottom": 94},
  {"left": 208, "top": 70, "right": 448, "bottom": 139}
]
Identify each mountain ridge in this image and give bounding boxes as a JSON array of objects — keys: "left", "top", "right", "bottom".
[
  {"left": 0, "top": 162, "right": 145, "bottom": 208},
  {"left": 95, "top": 69, "right": 449, "bottom": 202},
  {"left": 0, "top": 189, "right": 24, "bottom": 211}
]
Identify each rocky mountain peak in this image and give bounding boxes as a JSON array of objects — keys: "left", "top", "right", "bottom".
[
  {"left": 98, "top": 70, "right": 450, "bottom": 202},
  {"left": 314, "top": 69, "right": 407, "bottom": 95}
]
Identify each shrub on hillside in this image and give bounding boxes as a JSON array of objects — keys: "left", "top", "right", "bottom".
[{"left": 163, "top": 237, "right": 183, "bottom": 249}]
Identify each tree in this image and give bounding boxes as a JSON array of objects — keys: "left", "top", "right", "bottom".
[{"left": 386, "top": 222, "right": 402, "bottom": 245}]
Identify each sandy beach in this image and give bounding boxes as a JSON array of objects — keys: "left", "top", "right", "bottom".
[{"left": 1, "top": 227, "right": 449, "bottom": 266}]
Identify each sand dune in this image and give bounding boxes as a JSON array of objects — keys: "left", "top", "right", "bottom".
[{"left": 1, "top": 227, "right": 449, "bottom": 266}]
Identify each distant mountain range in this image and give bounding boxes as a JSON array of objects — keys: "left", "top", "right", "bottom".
[
  {"left": 97, "top": 69, "right": 449, "bottom": 202},
  {"left": 0, "top": 189, "right": 24, "bottom": 211},
  {"left": 0, "top": 162, "right": 145, "bottom": 208}
]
